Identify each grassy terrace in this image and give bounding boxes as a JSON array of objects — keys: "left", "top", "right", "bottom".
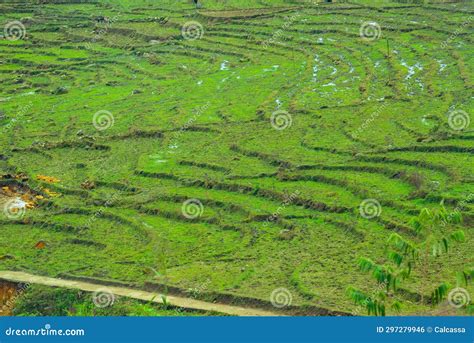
[{"left": 0, "top": 0, "right": 472, "bottom": 315}]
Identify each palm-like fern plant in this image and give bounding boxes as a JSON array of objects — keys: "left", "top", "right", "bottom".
[
  {"left": 457, "top": 268, "right": 474, "bottom": 287},
  {"left": 346, "top": 286, "right": 387, "bottom": 316},
  {"left": 348, "top": 205, "right": 466, "bottom": 315},
  {"left": 357, "top": 257, "right": 409, "bottom": 293},
  {"left": 387, "top": 206, "right": 465, "bottom": 304}
]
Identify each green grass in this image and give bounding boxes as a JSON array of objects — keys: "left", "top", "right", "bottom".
[
  {"left": 0, "top": 0, "right": 472, "bottom": 316},
  {"left": 13, "top": 285, "right": 213, "bottom": 316}
]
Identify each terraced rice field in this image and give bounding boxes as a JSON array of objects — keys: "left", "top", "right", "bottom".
[{"left": 0, "top": 0, "right": 473, "bottom": 316}]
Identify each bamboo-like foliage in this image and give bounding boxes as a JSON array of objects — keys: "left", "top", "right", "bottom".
[
  {"left": 388, "top": 206, "right": 465, "bottom": 305},
  {"left": 430, "top": 282, "right": 449, "bottom": 305},
  {"left": 346, "top": 286, "right": 386, "bottom": 316},
  {"left": 349, "top": 205, "right": 467, "bottom": 315},
  {"left": 357, "top": 257, "right": 408, "bottom": 292},
  {"left": 455, "top": 267, "right": 474, "bottom": 314},
  {"left": 386, "top": 233, "right": 417, "bottom": 275},
  {"left": 457, "top": 268, "right": 474, "bottom": 287}
]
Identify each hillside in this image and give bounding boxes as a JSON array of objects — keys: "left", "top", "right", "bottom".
[{"left": 0, "top": 0, "right": 472, "bottom": 316}]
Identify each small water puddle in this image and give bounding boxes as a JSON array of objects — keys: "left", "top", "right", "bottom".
[
  {"left": 263, "top": 65, "right": 279, "bottom": 72},
  {"left": 275, "top": 98, "right": 283, "bottom": 109},
  {"left": 220, "top": 60, "right": 229, "bottom": 71},
  {"left": 436, "top": 59, "right": 447, "bottom": 73},
  {"left": 401, "top": 60, "right": 423, "bottom": 80},
  {"left": 312, "top": 54, "right": 320, "bottom": 81}
]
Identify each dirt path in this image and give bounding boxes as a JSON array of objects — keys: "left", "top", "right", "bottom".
[{"left": 0, "top": 271, "right": 282, "bottom": 316}]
